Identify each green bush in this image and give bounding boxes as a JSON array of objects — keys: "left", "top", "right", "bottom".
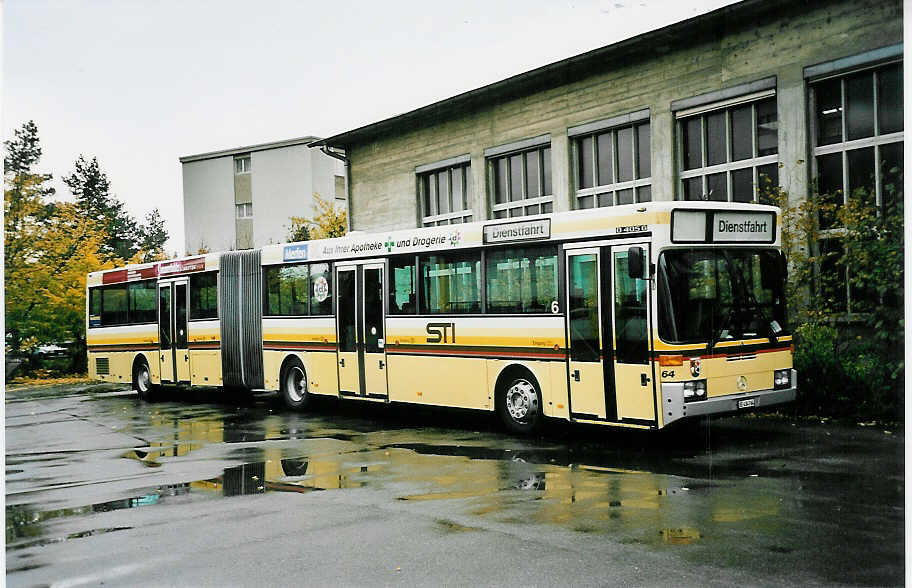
[{"left": 793, "top": 323, "right": 902, "bottom": 421}]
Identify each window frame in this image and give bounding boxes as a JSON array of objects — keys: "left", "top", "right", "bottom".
[
  {"left": 808, "top": 59, "right": 904, "bottom": 314},
  {"left": 234, "top": 155, "right": 251, "bottom": 174},
  {"left": 809, "top": 61, "right": 904, "bottom": 216},
  {"left": 417, "top": 158, "right": 473, "bottom": 227},
  {"left": 486, "top": 141, "right": 553, "bottom": 219},
  {"left": 235, "top": 202, "right": 253, "bottom": 219},
  {"left": 675, "top": 91, "right": 780, "bottom": 203},
  {"left": 573, "top": 119, "right": 652, "bottom": 209}
]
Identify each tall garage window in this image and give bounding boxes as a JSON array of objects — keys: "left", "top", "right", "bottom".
[
  {"left": 675, "top": 82, "right": 779, "bottom": 204},
  {"left": 486, "top": 136, "right": 553, "bottom": 219},
  {"left": 417, "top": 157, "right": 473, "bottom": 226},
  {"left": 571, "top": 110, "right": 651, "bottom": 208},
  {"left": 807, "top": 53, "right": 903, "bottom": 313}
]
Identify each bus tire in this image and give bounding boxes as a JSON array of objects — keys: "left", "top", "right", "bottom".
[
  {"left": 133, "top": 357, "right": 157, "bottom": 401},
  {"left": 497, "top": 371, "right": 543, "bottom": 435},
  {"left": 280, "top": 358, "right": 310, "bottom": 410}
]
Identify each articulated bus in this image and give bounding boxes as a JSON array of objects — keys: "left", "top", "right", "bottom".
[{"left": 87, "top": 201, "right": 796, "bottom": 433}]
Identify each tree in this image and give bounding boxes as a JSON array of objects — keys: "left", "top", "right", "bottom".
[
  {"left": 5, "top": 122, "right": 114, "bottom": 371},
  {"left": 63, "top": 155, "right": 138, "bottom": 261},
  {"left": 286, "top": 218, "right": 311, "bottom": 242},
  {"left": 286, "top": 193, "right": 347, "bottom": 242},
  {"left": 776, "top": 164, "right": 904, "bottom": 420},
  {"left": 137, "top": 208, "right": 169, "bottom": 261}
]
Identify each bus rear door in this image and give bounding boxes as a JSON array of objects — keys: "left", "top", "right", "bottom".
[
  {"left": 335, "top": 262, "right": 389, "bottom": 400},
  {"left": 158, "top": 278, "right": 190, "bottom": 384}
]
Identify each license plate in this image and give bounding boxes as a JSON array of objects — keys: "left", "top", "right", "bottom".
[{"left": 737, "top": 398, "right": 757, "bottom": 409}]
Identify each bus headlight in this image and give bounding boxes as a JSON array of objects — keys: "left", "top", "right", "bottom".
[
  {"left": 774, "top": 369, "right": 791, "bottom": 390},
  {"left": 683, "top": 379, "right": 707, "bottom": 401}
]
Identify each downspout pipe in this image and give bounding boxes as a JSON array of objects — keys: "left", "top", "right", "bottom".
[{"left": 316, "top": 143, "right": 352, "bottom": 233}]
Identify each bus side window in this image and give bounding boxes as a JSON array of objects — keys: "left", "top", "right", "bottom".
[
  {"left": 89, "top": 287, "right": 102, "bottom": 327},
  {"left": 101, "top": 284, "right": 128, "bottom": 326},
  {"left": 189, "top": 271, "right": 218, "bottom": 320},
  {"left": 309, "top": 263, "right": 333, "bottom": 315},
  {"left": 421, "top": 252, "right": 481, "bottom": 314},
  {"left": 389, "top": 256, "right": 416, "bottom": 314}
]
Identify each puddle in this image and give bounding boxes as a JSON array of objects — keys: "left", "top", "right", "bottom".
[
  {"left": 435, "top": 519, "right": 482, "bottom": 533},
  {"left": 6, "top": 485, "right": 192, "bottom": 545},
  {"left": 659, "top": 527, "right": 702, "bottom": 544},
  {"left": 8, "top": 527, "right": 133, "bottom": 552}
]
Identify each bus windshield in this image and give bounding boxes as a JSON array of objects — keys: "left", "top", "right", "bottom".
[{"left": 657, "top": 249, "right": 788, "bottom": 345}]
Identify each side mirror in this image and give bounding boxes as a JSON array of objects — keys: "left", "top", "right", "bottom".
[{"left": 627, "top": 246, "right": 645, "bottom": 279}]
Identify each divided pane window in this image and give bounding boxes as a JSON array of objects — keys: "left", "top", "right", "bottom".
[
  {"left": 190, "top": 271, "right": 218, "bottom": 320},
  {"left": 575, "top": 121, "right": 651, "bottom": 209},
  {"left": 236, "top": 203, "right": 252, "bottom": 219},
  {"left": 490, "top": 145, "right": 553, "bottom": 218},
  {"left": 420, "top": 252, "right": 481, "bottom": 314},
  {"left": 811, "top": 62, "right": 903, "bottom": 221},
  {"left": 234, "top": 155, "right": 250, "bottom": 174},
  {"left": 810, "top": 61, "right": 903, "bottom": 313},
  {"left": 676, "top": 96, "right": 779, "bottom": 203},
  {"left": 418, "top": 162, "right": 473, "bottom": 226},
  {"left": 485, "top": 245, "right": 558, "bottom": 313}
]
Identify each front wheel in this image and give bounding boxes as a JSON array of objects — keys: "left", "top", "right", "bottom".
[
  {"left": 497, "top": 375, "right": 543, "bottom": 435},
  {"left": 281, "top": 359, "right": 310, "bottom": 410},
  {"left": 133, "top": 359, "right": 157, "bottom": 401}
]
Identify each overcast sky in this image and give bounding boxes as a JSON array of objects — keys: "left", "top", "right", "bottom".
[{"left": 3, "top": 0, "right": 738, "bottom": 254}]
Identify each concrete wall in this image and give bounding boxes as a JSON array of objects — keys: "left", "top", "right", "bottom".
[
  {"left": 346, "top": 0, "right": 902, "bottom": 232},
  {"left": 183, "top": 157, "right": 235, "bottom": 253},
  {"left": 183, "top": 144, "right": 348, "bottom": 252},
  {"left": 250, "top": 145, "right": 313, "bottom": 246}
]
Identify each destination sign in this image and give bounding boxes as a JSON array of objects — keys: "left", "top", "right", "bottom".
[
  {"left": 672, "top": 210, "right": 776, "bottom": 243},
  {"left": 483, "top": 219, "right": 550, "bottom": 244},
  {"left": 283, "top": 243, "right": 308, "bottom": 262},
  {"left": 159, "top": 257, "right": 207, "bottom": 276},
  {"left": 711, "top": 211, "right": 775, "bottom": 242}
]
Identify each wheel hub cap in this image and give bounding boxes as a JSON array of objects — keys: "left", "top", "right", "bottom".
[
  {"left": 506, "top": 380, "right": 537, "bottom": 421},
  {"left": 286, "top": 368, "right": 305, "bottom": 402}
]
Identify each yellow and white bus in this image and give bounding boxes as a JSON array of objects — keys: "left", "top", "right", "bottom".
[{"left": 87, "top": 201, "right": 796, "bottom": 433}]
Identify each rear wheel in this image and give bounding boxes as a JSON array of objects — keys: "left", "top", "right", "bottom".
[
  {"left": 281, "top": 358, "right": 310, "bottom": 410},
  {"left": 133, "top": 358, "right": 157, "bottom": 401},
  {"left": 497, "top": 374, "right": 543, "bottom": 435}
]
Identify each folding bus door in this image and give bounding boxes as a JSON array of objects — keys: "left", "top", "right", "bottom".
[
  {"left": 609, "top": 243, "right": 656, "bottom": 423},
  {"left": 158, "top": 283, "right": 175, "bottom": 383},
  {"left": 566, "top": 249, "right": 607, "bottom": 420},
  {"left": 336, "top": 266, "right": 360, "bottom": 396},
  {"left": 174, "top": 281, "right": 190, "bottom": 383},
  {"left": 361, "top": 263, "right": 388, "bottom": 399}
]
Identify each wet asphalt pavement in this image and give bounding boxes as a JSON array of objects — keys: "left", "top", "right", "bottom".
[{"left": 5, "top": 382, "right": 904, "bottom": 587}]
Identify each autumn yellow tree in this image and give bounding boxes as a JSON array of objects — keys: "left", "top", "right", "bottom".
[
  {"left": 5, "top": 121, "right": 118, "bottom": 372},
  {"left": 287, "top": 193, "right": 347, "bottom": 242}
]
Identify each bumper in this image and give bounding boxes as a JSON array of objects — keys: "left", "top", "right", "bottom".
[{"left": 661, "top": 369, "right": 797, "bottom": 427}]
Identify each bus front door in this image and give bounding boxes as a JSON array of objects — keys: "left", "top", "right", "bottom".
[
  {"left": 609, "top": 244, "right": 655, "bottom": 423},
  {"left": 566, "top": 249, "right": 607, "bottom": 420},
  {"left": 158, "top": 279, "right": 190, "bottom": 385},
  {"left": 336, "top": 263, "right": 389, "bottom": 400}
]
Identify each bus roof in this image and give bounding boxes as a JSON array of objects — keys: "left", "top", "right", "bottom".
[{"left": 89, "top": 201, "right": 779, "bottom": 284}]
